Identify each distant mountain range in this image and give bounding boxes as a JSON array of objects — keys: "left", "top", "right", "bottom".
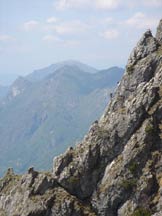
[
  {"left": 27, "top": 60, "right": 98, "bottom": 82},
  {"left": 0, "top": 61, "right": 124, "bottom": 175},
  {"left": 0, "top": 73, "right": 19, "bottom": 86},
  {"left": 0, "top": 85, "right": 9, "bottom": 99}
]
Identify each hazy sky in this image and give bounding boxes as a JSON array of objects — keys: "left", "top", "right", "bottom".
[{"left": 0, "top": 0, "right": 162, "bottom": 77}]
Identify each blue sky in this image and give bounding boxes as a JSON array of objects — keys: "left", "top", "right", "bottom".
[{"left": 0, "top": 0, "right": 162, "bottom": 79}]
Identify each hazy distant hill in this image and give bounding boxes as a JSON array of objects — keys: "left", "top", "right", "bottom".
[
  {"left": 0, "top": 85, "right": 9, "bottom": 99},
  {"left": 0, "top": 61, "right": 123, "bottom": 175},
  {"left": 26, "top": 60, "right": 98, "bottom": 82},
  {"left": 0, "top": 73, "right": 18, "bottom": 85}
]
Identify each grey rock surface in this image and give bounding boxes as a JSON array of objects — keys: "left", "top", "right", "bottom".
[{"left": 156, "top": 19, "right": 162, "bottom": 44}]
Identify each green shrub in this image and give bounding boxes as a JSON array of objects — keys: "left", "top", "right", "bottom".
[
  {"left": 121, "top": 178, "right": 137, "bottom": 191},
  {"left": 145, "top": 123, "right": 154, "bottom": 134},
  {"left": 127, "top": 64, "right": 134, "bottom": 75},
  {"left": 128, "top": 161, "right": 138, "bottom": 175},
  {"left": 68, "top": 176, "right": 79, "bottom": 184},
  {"left": 131, "top": 207, "right": 151, "bottom": 216}
]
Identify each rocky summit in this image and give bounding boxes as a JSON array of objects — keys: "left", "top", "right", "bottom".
[{"left": 0, "top": 19, "right": 162, "bottom": 216}]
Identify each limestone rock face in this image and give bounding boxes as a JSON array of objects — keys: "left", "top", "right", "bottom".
[
  {"left": 127, "top": 29, "right": 159, "bottom": 66},
  {"left": 0, "top": 170, "right": 95, "bottom": 216},
  {"left": 156, "top": 19, "right": 162, "bottom": 44},
  {"left": 0, "top": 19, "right": 162, "bottom": 216}
]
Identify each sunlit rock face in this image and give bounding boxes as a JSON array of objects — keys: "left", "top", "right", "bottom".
[{"left": 156, "top": 19, "right": 162, "bottom": 44}]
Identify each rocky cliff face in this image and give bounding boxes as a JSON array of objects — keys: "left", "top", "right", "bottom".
[{"left": 0, "top": 20, "right": 162, "bottom": 216}]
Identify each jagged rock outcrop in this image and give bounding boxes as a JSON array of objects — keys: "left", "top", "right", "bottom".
[
  {"left": 156, "top": 19, "right": 162, "bottom": 44},
  {"left": 0, "top": 19, "right": 162, "bottom": 216},
  {"left": 0, "top": 168, "right": 95, "bottom": 216},
  {"left": 127, "top": 29, "right": 159, "bottom": 66}
]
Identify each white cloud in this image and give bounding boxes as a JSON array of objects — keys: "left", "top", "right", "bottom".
[
  {"left": 54, "top": 0, "right": 87, "bottom": 10},
  {"left": 46, "top": 17, "right": 58, "bottom": 24},
  {"left": 54, "top": 0, "right": 162, "bottom": 10},
  {"left": 54, "top": 0, "right": 121, "bottom": 10},
  {"left": 42, "top": 34, "right": 79, "bottom": 46},
  {"left": 142, "top": 0, "right": 162, "bottom": 7},
  {"left": 118, "top": 0, "right": 162, "bottom": 8},
  {"left": 51, "top": 20, "right": 89, "bottom": 35},
  {"left": 0, "top": 34, "right": 15, "bottom": 42},
  {"left": 43, "top": 35, "right": 63, "bottom": 42},
  {"left": 95, "top": 0, "right": 121, "bottom": 9},
  {"left": 126, "top": 12, "right": 145, "bottom": 26},
  {"left": 101, "top": 29, "right": 119, "bottom": 39},
  {"left": 23, "top": 20, "right": 39, "bottom": 31},
  {"left": 125, "top": 12, "right": 159, "bottom": 29}
]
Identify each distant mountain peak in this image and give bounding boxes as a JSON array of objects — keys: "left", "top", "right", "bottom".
[
  {"left": 0, "top": 64, "right": 123, "bottom": 175},
  {"left": 53, "top": 59, "right": 98, "bottom": 72},
  {"left": 54, "top": 59, "right": 86, "bottom": 65},
  {"left": 26, "top": 60, "right": 98, "bottom": 82}
]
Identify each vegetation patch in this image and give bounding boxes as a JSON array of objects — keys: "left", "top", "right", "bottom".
[
  {"left": 127, "top": 64, "right": 134, "bottom": 75},
  {"left": 158, "top": 123, "right": 162, "bottom": 139},
  {"left": 157, "top": 47, "right": 162, "bottom": 57},
  {"left": 96, "top": 127, "right": 110, "bottom": 140},
  {"left": 131, "top": 207, "right": 151, "bottom": 216},
  {"left": 128, "top": 161, "right": 138, "bottom": 175},
  {"left": 118, "top": 107, "right": 127, "bottom": 114},
  {"left": 121, "top": 178, "right": 137, "bottom": 191},
  {"left": 68, "top": 176, "right": 80, "bottom": 184},
  {"left": 0, "top": 171, "right": 21, "bottom": 195},
  {"left": 145, "top": 123, "right": 154, "bottom": 134}
]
